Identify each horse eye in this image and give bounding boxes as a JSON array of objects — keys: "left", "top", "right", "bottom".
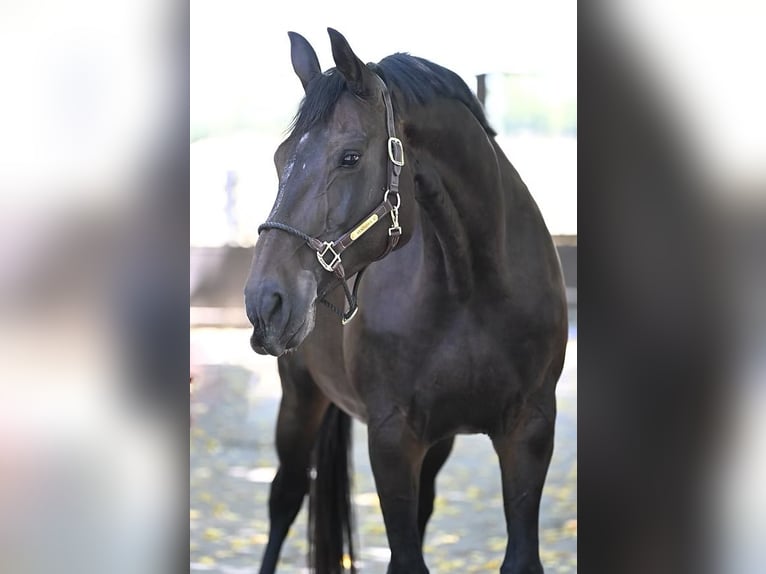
[{"left": 341, "top": 152, "right": 360, "bottom": 167}]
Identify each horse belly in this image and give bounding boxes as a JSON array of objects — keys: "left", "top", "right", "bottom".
[
  {"left": 407, "top": 310, "right": 557, "bottom": 441},
  {"left": 416, "top": 372, "right": 518, "bottom": 441},
  {"left": 396, "top": 337, "right": 518, "bottom": 441}
]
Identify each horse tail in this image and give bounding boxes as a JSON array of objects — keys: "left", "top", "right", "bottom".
[{"left": 309, "top": 403, "right": 356, "bottom": 573}]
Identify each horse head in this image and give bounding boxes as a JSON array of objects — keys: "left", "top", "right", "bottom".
[{"left": 245, "top": 29, "right": 411, "bottom": 356}]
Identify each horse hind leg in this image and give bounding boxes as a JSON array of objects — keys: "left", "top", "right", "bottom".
[
  {"left": 490, "top": 395, "right": 556, "bottom": 574},
  {"left": 417, "top": 436, "right": 455, "bottom": 545},
  {"left": 258, "top": 366, "right": 328, "bottom": 574}
]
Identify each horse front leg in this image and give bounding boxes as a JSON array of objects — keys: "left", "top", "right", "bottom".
[
  {"left": 490, "top": 396, "right": 556, "bottom": 574},
  {"left": 367, "top": 413, "right": 429, "bottom": 574}
]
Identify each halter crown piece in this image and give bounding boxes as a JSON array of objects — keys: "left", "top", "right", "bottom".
[{"left": 257, "top": 73, "right": 405, "bottom": 324}]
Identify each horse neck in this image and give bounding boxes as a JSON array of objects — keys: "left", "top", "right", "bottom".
[{"left": 402, "top": 101, "right": 508, "bottom": 299}]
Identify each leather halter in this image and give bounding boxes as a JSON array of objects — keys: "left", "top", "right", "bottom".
[{"left": 257, "top": 74, "right": 405, "bottom": 324}]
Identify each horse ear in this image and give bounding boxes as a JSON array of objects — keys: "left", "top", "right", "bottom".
[
  {"left": 288, "top": 31, "right": 321, "bottom": 91},
  {"left": 327, "top": 28, "right": 373, "bottom": 96}
]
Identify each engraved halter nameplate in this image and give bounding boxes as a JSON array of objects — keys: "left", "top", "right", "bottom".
[{"left": 350, "top": 213, "right": 379, "bottom": 241}]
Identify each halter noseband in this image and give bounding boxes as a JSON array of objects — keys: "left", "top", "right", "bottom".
[{"left": 257, "top": 74, "right": 405, "bottom": 325}]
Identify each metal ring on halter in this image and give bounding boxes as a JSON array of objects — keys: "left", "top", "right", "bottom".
[
  {"left": 383, "top": 189, "right": 401, "bottom": 209},
  {"left": 341, "top": 306, "right": 358, "bottom": 325}
]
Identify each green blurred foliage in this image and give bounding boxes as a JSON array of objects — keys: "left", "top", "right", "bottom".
[{"left": 488, "top": 74, "right": 577, "bottom": 136}]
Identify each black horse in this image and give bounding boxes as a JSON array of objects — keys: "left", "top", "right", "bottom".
[{"left": 245, "top": 28, "right": 567, "bottom": 574}]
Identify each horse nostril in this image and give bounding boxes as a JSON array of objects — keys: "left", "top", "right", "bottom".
[
  {"left": 246, "top": 280, "right": 289, "bottom": 331},
  {"left": 264, "top": 291, "right": 283, "bottom": 323}
]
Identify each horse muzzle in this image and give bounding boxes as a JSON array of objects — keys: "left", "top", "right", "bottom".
[{"left": 244, "top": 271, "right": 317, "bottom": 356}]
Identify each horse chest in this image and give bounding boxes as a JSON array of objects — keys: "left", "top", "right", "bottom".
[{"left": 338, "top": 318, "right": 519, "bottom": 438}]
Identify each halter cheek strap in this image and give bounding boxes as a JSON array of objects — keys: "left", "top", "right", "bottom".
[{"left": 257, "top": 73, "right": 404, "bottom": 324}]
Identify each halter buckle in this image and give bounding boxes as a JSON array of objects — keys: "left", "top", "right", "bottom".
[
  {"left": 388, "top": 137, "right": 405, "bottom": 167},
  {"left": 316, "top": 242, "right": 341, "bottom": 272}
]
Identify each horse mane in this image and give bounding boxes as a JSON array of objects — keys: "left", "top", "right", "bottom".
[{"left": 289, "top": 53, "right": 496, "bottom": 137}]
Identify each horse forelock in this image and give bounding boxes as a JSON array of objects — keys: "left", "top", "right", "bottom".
[{"left": 289, "top": 69, "right": 347, "bottom": 137}]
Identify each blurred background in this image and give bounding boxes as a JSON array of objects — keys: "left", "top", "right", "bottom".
[
  {"left": 189, "top": 1, "right": 577, "bottom": 573},
  {"left": 0, "top": 2, "right": 189, "bottom": 573}
]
